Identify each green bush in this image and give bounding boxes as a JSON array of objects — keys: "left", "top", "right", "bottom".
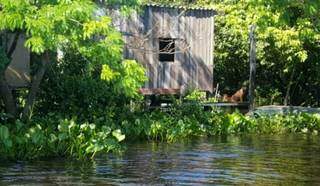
[{"left": 36, "top": 49, "right": 146, "bottom": 121}]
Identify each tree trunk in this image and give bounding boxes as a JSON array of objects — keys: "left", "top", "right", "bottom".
[
  {"left": 0, "top": 73, "right": 17, "bottom": 117},
  {"left": 0, "top": 31, "right": 20, "bottom": 118},
  {"left": 22, "top": 52, "right": 50, "bottom": 120},
  {"left": 284, "top": 67, "right": 295, "bottom": 106}
]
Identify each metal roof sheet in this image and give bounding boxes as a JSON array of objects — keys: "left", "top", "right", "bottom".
[{"left": 145, "top": 3, "right": 216, "bottom": 12}]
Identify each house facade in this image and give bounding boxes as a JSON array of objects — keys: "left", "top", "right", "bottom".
[{"left": 110, "top": 4, "right": 216, "bottom": 94}]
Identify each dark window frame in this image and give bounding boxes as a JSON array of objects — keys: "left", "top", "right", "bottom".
[{"left": 158, "top": 38, "right": 175, "bottom": 62}]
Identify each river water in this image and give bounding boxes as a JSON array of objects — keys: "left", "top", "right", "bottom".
[{"left": 0, "top": 134, "right": 320, "bottom": 185}]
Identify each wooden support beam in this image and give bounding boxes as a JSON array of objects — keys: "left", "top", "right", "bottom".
[
  {"left": 248, "top": 25, "right": 256, "bottom": 111},
  {"left": 139, "top": 88, "right": 181, "bottom": 95}
]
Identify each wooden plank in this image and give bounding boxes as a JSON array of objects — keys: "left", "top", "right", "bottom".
[
  {"left": 139, "top": 88, "right": 181, "bottom": 95},
  {"left": 162, "top": 7, "right": 168, "bottom": 38},
  {"left": 205, "top": 10, "right": 211, "bottom": 65},
  {"left": 206, "top": 11, "right": 214, "bottom": 92},
  {"left": 171, "top": 8, "right": 179, "bottom": 39},
  {"left": 191, "top": 10, "right": 198, "bottom": 89},
  {"left": 148, "top": 64, "right": 156, "bottom": 88},
  {"left": 187, "top": 10, "right": 192, "bottom": 87},
  {"left": 170, "top": 63, "right": 180, "bottom": 88},
  {"left": 202, "top": 102, "right": 250, "bottom": 107},
  {"left": 169, "top": 8, "right": 174, "bottom": 38},
  {"left": 145, "top": 6, "right": 153, "bottom": 88},
  {"left": 194, "top": 10, "right": 200, "bottom": 89},
  {"left": 197, "top": 60, "right": 213, "bottom": 92},
  {"left": 190, "top": 10, "right": 213, "bottom": 92},
  {"left": 206, "top": 10, "right": 211, "bottom": 66},
  {"left": 202, "top": 10, "right": 207, "bottom": 65},
  {"left": 160, "top": 7, "right": 165, "bottom": 37},
  {"left": 210, "top": 12, "right": 214, "bottom": 66},
  {"left": 174, "top": 9, "right": 182, "bottom": 88},
  {"left": 181, "top": 10, "right": 189, "bottom": 88},
  {"left": 201, "top": 11, "right": 205, "bottom": 53},
  {"left": 198, "top": 10, "right": 204, "bottom": 65},
  {"left": 186, "top": 10, "right": 192, "bottom": 88},
  {"left": 163, "top": 62, "right": 170, "bottom": 88},
  {"left": 171, "top": 9, "right": 179, "bottom": 88},
  {"left": 140, "top": 10, "right": 148, "bottom": 76},
  {"left": 154, "top": 7, "right": 162, "bottom": 88},
  {"left": 151, "top": 7, "right": 159, "bottom": 88},
  {"left": 157, "top": 62, "right": 161, "bottom": 88},
  {"left": 159, "top": 62, "right": 164, "bottom": 88},
  {"left": 158, "top": 62, "right": 170, "bottom": 89},
  {"left": 144, "top": 63, "right": 149, "bottom": 89}
]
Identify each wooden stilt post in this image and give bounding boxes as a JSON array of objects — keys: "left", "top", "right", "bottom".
[{"left": 249, "top": 25, "right": 256, "bottom": 111}]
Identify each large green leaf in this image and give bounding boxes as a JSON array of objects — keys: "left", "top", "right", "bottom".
[
  {"left": 112, "top": 129, "right": 125, "bottom": 142},
  {"left": 0, "top": 125, "right": 10, "bottom": 140}
]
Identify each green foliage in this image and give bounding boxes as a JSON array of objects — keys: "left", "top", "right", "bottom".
[
  {"left": 56, "top": 119, "right": 124, "bottom": 159},
  {"left": 0, "top": 0, "right": 144, "bottom": 118},
  {"left": 184, "top": 89, "right": 219, "bottom": 103},
  {"left": 184, "top": 89, "right": 207, "bottom": 102},
  {"left": 0, "top": 0, "right": 140, "bottom": 56},
  {"left": 0, "top": 46, "right": 10, "bottom": 71},
  {"left": 1, "top": 102, "right": 320, "bottom": 160},
  {"left": 0, "top": 125, "right": 11, "bottom": 148},
  {"left": 142, "top": 0, "right": 212, "bottom": 7},
  {"left": 212, "top": 0, "right": 320, "bottom": 106},
  {"left": 37, "top": 48, "right": 146, "bottom": 121},
  {"left": 112, "top": 60, "right": 148, "bottom": 98},
  {"left": 121, "top": 103, "right": 320, "bottom": 142},
  {"left": 1, "top": 0, "right": 93, "bottom": 53},
  {"left": 0, "top": 117, "right": 125, "bottom": 160}
]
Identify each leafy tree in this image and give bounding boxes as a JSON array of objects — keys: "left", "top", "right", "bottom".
[
  {"left": 0, "top": 0, "right": 143, "bottom": 120},
  {"left": 213, "top": 0, "right": 320, "bottom": 106}
]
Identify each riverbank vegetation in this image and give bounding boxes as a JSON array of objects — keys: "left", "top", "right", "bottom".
[
  {"left": 1, "top": 0, "right": 319, "bottom": 161},
  {"left": 1, "top": 107, "right": 320, "bottom": 160}
]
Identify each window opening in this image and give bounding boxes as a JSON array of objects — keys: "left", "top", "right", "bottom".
[{"left": 159, "top": 38, "right": 175, "bottom": 62}]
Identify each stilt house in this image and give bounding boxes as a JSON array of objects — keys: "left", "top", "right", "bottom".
[{"left": 109, "top": 4, "right": 216, "bottom": 95}]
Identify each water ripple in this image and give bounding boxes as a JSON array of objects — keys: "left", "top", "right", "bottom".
[{"left": 1, "top": 134, "right": 320, "bottom": 185}]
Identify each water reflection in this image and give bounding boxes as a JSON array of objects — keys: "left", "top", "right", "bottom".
[{"left": 1, "top": 134, "right": 320, "bottom": 185}]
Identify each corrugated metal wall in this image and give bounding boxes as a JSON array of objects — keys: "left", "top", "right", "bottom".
[{"left": 115, "top": 5, "right": 215, "bottom": 92}]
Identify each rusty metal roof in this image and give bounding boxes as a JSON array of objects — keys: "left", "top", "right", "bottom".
[{"left": 145, "top": 3, "right": 216, "bottom": 11}]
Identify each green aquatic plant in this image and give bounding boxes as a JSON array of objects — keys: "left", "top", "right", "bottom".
[
  {"left": 122, "top": 104, "right": 320, "bottom": 142},
  {"left": 1, "top": 103, "right": 320, "bottom": 160},
  {"left": 0, "top": 118, "right": 126, "bottom": 160}
]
